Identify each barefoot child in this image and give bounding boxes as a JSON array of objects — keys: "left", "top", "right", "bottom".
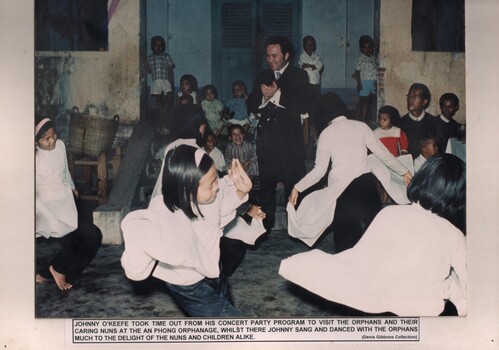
[
  {"left": 354, "top": 35, "right": 378, "bottom": 122},
  {"left": 121, "top": 145, "right": 252, "bottom": 316},
  {"left": 35, "top": 117, "right": 102, "bottom": 290},
  {"left": 147, "top": 35, "right": 175, "bottom": 121}
]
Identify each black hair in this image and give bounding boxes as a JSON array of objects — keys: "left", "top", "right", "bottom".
[
  {"left": 178, "top": 94, "right": 194, "bottom": 105},
  {"left": 407, "top": 153, "right": 466, "bottom": 233},
  {"left": 439, "top": 93, "right": 459, "bottom": 108},
  {"left": 419, "top": 136, "right": 437, "bottom": 149},
  {"left": 311, "top": 93, "right": 348, "bottom": 136},
  {"left": 409, "top": 83, "right": 431, "bottom": 108},
  {"left": 150, "top": 35, "right": 166, "bottom": 52},
  {"left": 228, "top": 124, "right": 245, "bottom": 137},
  {"left": 202, "top": 84, "right": 218, "bottom": 99},
  {"left": 161, "top": 145, "right": 214, "bottom": 219},
  {"left": 35, "top": 115, "right": 55, "bottom": 141},
  {"left": 180, "top": 74, "right": 199, "bottom": 93},
  {"left": 232, "top": 80, "right": 247, "bottom": 93},
  {"left": 170, "top": 104, "right": 207, "bottom": 146},
  {"left": 302, "top": 35, "right": 316, "bottom": 47},
  {"left": 378, "top": 105, "right": 401, "bottom": 127},
  {"left": 204, "top": 129, "right": 216, "bottom": 143},
  {"left": 359, "top": 35, "right": 374, "bottom": 47},
  {"left": 265, "top": 34, "right": 295, "bottom": 60}
]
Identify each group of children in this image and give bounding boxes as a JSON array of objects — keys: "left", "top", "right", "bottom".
[
  {"left": 372, "top": 84, "right": 463, "bottom": 175},
  {"left": 147, "top": 35, "right": 254, "bottom": 138},
  {"left": 35, "top": 32, "right": 466, "bottom": 318}
]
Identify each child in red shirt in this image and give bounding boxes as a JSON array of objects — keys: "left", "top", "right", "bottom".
[{"left": 373, "top": 105, "right": 409, "bottom": 157}]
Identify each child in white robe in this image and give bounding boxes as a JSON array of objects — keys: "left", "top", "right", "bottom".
[
  {"left": 35, "top": 117, "right": 102, "bottom": 290},
  {"left": 281, "top": 154, "right": 466, "bottom": 316},
  {"left": 121, "top": 145, "right": 253, "bottom": 316}
]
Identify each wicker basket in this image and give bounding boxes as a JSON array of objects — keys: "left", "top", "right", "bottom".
[{"left": 69, "top": 106, "right": 120, "bottom": 157}]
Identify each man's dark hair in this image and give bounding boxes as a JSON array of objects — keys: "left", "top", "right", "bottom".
[
  {"left": 265, "top": 34, "right": 295, "bottom": 59},
  {"left": 409, "top": 83, "right": 432, "bottom": 108},
  {"left": 439, "top": 93, "right": 459, "bottom": 108}
]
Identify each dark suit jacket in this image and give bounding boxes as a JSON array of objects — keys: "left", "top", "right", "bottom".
[
  {"left": 399, "top": 112, "right": 437, "bottom": 158},
  {"left": 248, "top": 65, "right": 309, "bottom": 161},
  {"left": 433, "top": 115, "right": 461, "bottom": 152}
]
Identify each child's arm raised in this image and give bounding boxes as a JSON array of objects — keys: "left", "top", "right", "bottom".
[{"left": 228, "top": 159, "right": 252, "bottom": 200}]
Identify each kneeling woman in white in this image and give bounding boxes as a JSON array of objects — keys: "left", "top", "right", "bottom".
[
  {"left": 36, "top": 117, "right": 102, "bottom": 291},
  {"left": 288, "top": 93, "right": 412, "bottom": 250},
  {"left": 280, "top": 154, "right": 467, "bottom": 316},
  {"left": 121, "top": 145, "right": 252, "bottom": 316}
]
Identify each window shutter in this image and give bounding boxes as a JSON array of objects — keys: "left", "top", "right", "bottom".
[
  {"left": 261, "top": 2, "right": 294, "bottom": 42},
  {"left": 221, "top": 2, "right": 252, "bottom": 48}
]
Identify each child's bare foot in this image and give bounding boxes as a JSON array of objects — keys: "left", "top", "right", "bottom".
[
  {"left": 49, "top": 265, "right": 73, "bottom": 290},
  {"left": 35, "top": 273, "right": 48, "bottom": 284}
]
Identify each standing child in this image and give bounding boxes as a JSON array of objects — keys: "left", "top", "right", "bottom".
[
  {"left": 35, "top": 117, "right": 102, "bottom": 291},
  {"left": 147, "top": 36, "right": 175, "bottom": 120},
  {"left": 299, "top": 35, "right": 323, "bottom": 105},
  {"left": 201, "top": 84, "right": 224, "bottom": 137},
  {"left": 177, "top": 74, "right": 200, "bottom": 105},
  {"left": 354, "top": 35, "right": 378, "bottom": 122},
  {"left": 121, "top": 145, "right": 252, "bottom": 317},
  {"left": 204, "top": 130, "right": 226, "bottom": 175},
  {"left": 223, "top": 80, "right": 250, "bottom": 132},
  {"left": 373, "top": 105, "right": 409, "bottom": 156}
]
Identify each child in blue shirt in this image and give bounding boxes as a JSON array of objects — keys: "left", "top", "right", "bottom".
[{"left": 223, "top": 80, "right": 250, "bottom": 132}]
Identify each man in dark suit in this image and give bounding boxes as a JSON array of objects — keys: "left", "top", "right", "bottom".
[
  {"left": 248, "top": 35, "right": 309, "bottom": 231},
  {"left": 433, "top": 92, "right": 462, "bottom": 152},
  {"left": 399, "top": 83, "right": 437, "bottom": 158}
]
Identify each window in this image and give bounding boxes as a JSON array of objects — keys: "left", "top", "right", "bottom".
[
  {"left": 411, "top": 0, "right": 465, "bottom": 52},
  {"left": 35, "top": 0, "right": 109, "bottom": 51}
]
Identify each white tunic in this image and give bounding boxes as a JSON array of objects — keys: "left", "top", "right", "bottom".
[
  {"left": 280, "top": 203, "right": 467, "bottom": 316},
  {"left": 36, "top": 140, "right": 78, "bottom": 238},
  {"left": 287, "top": 116, "right": 409, "bottom": 246},
  {"left": 121, "top": 176, "right": 246, "bottom": 285},
  {"left": 298, "top": 52, "right": 323, "bottom": 85}
]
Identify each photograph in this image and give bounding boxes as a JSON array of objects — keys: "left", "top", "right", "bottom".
[{"left": 1, "top": 0, "right": 498, "bottom": 349}]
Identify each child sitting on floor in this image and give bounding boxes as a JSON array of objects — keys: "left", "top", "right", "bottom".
[
  {"left": 35, "top": 116, "right": 102, "bottom": 291},
  {"left": 223, "top": 80, "right": 250, "bottom": 132},
  {"left": 225, "top": 124, "right": 258, "bottom": 179},
  {"left": 373, "top": 105, "right": 409, "bottom": 157},
  {"left": 414, "top": 137, "right": 438, "bottom": 173},
  {"left": 177, "top": 74, "right": 200, "bottom": 105},
  {"left": 204, "top": 130, "right": 225, "bottom": 175},
  {"left": 201, "top": 84, "right": 224, "bottom": 137}
]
